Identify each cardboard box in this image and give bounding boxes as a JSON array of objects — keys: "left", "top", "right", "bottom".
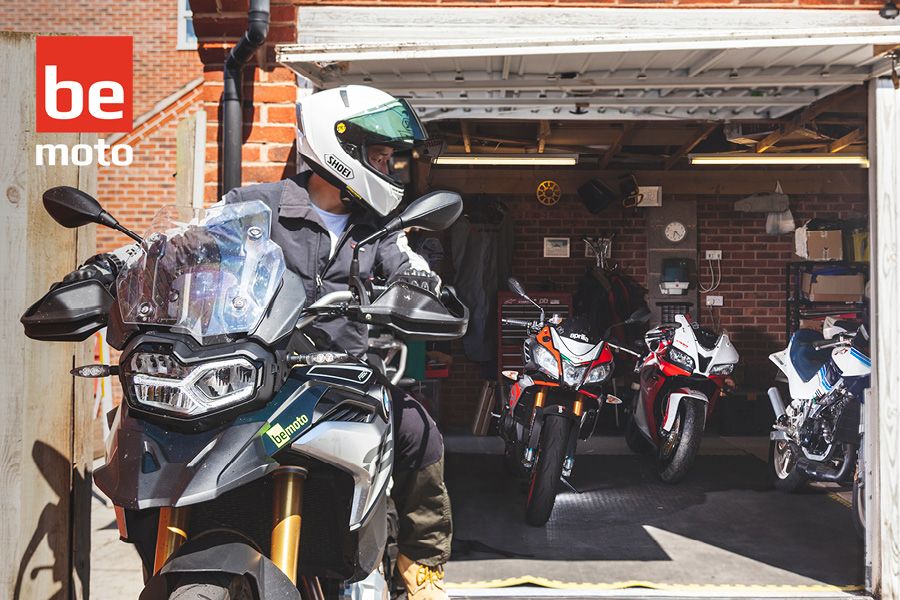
[
  {"left": 801, "top": 272, "right": 865, "bottom": 302},
  {"left": 848, "top": 230, "right": 870, "bottom": 262},
  {"left": 795, "top": 225, "right": 843, "bottom": 261}
]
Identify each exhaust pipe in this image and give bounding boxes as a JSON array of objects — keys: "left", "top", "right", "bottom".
[
  {"left": 801, "top": 444, "right": 857, "bottom": 483},
  {"left": 768, "top": 387, "right": 786, "bottom": 419}
]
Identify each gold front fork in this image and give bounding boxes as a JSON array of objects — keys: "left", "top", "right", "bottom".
[
  {"left": 154, "top": 506, "right": 189, "bottom": 573},
  {"left": 271, "top": 466, "right": 308, "bottom": 584}
]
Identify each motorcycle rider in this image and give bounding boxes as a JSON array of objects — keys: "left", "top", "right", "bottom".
[{"left": 57, "top": 85, "right": 452, "bottom": 600}]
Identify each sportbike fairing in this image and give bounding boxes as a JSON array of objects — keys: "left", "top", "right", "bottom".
[
  {"left": 117, "top": 201, "right": 286, "bottom": 344},
  {"left": 95, "top": 363, "right": 392, "bottom": 531}
]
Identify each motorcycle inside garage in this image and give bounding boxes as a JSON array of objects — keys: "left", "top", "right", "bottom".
[{"left": 278, "top": 8, "right": 900, "bottom": 599}]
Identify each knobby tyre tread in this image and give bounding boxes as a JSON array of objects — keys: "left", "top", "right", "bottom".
[
  {"left": 168, "top": 574, "right": 254, "bottom": 600},
  {"left": 524, "top": 415, "right": 569, "bottom": 526}
]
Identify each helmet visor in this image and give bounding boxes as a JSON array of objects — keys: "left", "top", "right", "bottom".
[{"left": 337, "top": 99, "right": 438, "bottom": 187}]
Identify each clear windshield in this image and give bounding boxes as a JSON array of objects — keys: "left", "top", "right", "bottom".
[{"left": 117, "top": 200, "right": 286, "bottom": 343}]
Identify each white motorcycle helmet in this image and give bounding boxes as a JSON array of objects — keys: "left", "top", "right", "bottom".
[{"left": 296, "top": 85, "right": 435, "bottom": 217}]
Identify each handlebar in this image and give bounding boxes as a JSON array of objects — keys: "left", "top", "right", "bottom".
[
  {"left": 812, "top": 334, "right": 854, "bottom": 351},
  {"left": 502, "top": 318, "right": 534, "bottom": 328},
  {"left": 606, "top": 342, "right": 643, "bottom": 358}
]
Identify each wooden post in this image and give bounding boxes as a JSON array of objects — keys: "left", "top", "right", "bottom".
[
  {"left": 870, "top": 76, "right": 900, "bottom": 599},
  {"left": 0, "top": 32, "right": 96, "bottom": 600},
  {"left": 176, "top": 110, "right": 206, "bottom": 209}
]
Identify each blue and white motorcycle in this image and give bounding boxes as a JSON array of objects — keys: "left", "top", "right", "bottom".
[{"left": 767, "top": 323, "right": 870, "bottom": 532}]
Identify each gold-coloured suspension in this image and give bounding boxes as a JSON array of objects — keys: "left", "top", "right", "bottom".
[
  {"left": 271, "top": 466, "right": 308, "bottom": 584},
  {"left": 154, "top": 506, "right": 189, "bottom": 573}
]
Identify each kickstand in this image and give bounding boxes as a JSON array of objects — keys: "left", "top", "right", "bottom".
[{"left": 560, "top": 476, "right": 582, "bottom": 494}]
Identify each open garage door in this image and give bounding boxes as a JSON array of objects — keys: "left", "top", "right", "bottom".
[{"left": 279, "top": 10, "right": 899, "bottom": 599}]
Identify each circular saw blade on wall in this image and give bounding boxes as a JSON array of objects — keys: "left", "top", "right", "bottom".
[{"left": 536, "top": 180, "right": 561, "bottom": 206}]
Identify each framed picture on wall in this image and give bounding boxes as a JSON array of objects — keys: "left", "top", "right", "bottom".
[{"left": 543, "top": 237, "right": 570, "bottom": 258}]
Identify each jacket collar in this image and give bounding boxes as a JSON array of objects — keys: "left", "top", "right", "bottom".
[{"left": 278, "top": 171, "right": 379, "bottom": 230}]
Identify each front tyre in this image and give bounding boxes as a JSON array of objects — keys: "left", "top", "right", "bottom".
[
  {"left": 768, "top": 439, "right": 808, "bottom": 492},
  {"left": 168, "top": 574, "right": 254, "bottom": 600},
  {"left": 657, "top": 398, "right": 704, "bottom": 483},
  {"left": 524, "top": 415, "right": 570, "bottom": 526}
]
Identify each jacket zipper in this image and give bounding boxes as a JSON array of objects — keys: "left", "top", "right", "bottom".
[{"left": 315, "top": 224, "right": 357, "bottom": 297}]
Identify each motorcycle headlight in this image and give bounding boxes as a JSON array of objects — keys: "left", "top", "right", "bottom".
[
  {"left": 562, "top": 362, "right": 588, "bottom": 387},
  {"left": 585, "top": 362, "right": 612, "bottom": 384},
  {"left": 667, "top": 347, "right": 695, "bottom": 372},
  {"left": 711, "top": 363, "right": 735, "bottom": 375},
  {"left": 124, "top": 352, "right": 259, "bottom": 416},
  {"left": 533, "top": 345, "right": 560, "bottom": 379}
]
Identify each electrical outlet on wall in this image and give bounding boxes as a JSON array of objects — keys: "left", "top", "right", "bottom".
[
  {"left": 706, "top": 295, "right": 724, "bottom": 306},
  {"left": 705, "top": 250, "right": 722, "bottom": 260}
]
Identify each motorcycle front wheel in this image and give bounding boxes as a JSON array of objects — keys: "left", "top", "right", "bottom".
[
  {"left": 168, "top": 574, "right": 255, "bottom": 600},
  {"left": 657, "top": 399, "right": 704, "bottom": 483},
  {"left": 768, "top": 439, "right": 808, "bottom": 492},
  {"left": 524, "top": 415, "right": 570, "bottom": 526}
]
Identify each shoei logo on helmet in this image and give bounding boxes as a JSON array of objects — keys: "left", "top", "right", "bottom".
[{"left": 326, "top": 154, "right": 354, "bottom": 179}]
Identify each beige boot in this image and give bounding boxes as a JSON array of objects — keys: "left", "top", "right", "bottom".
[{"left": 396, "top": 553, "right": 448, "bottom": 600}]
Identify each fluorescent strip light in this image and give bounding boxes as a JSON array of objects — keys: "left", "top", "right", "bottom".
[
  {"left": 689, "top": 153, "right": 869, "bottom": 167},
  {"left": 433, "top": 154, "right": 577, "bottom": 166}
]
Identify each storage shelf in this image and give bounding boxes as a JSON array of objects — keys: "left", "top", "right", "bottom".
[{"left": 785, "top": 261, "right": 869, "bottom": 340}]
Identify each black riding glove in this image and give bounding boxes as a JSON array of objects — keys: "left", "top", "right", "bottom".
[
  {"left": 391, "top": 268, "right": 442, "bottom": 296},
  {"left": 60, "top": 253, "right": 124, "bottom": 289}
]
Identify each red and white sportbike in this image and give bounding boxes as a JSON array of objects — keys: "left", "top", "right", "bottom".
[{"left": 625, "top": 314, "right": 739, "bottom": 482}]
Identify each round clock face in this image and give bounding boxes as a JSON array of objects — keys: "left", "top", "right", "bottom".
[{"left": 664, "top": 221, "right": 687, "bottom": 243}]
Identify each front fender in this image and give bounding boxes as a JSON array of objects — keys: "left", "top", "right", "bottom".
[
  {"left": 661, "top": 389, "right": 709, "bottom": 433},
  {"left": 139, "top": 541, "right": 300, "bottom": 600}
]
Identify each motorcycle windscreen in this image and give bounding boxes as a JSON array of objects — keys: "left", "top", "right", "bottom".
[{"left": 116, "top": 201, "right": 286, "bottom": 344}]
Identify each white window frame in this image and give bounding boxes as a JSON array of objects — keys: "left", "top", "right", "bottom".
[{"left": 177, "top": 0, "right": 198, "bottom": 51}]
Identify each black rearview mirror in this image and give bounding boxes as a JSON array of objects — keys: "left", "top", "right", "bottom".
[
  {"left": 627, "top": 306, "right": 652, "bottom": 324},
  {"left": 508, "top": 277, "right": 527, "bottom": 299},
  {"left": 42, "top": 186, "right": 142, "bottom": 242},
  {"left": 385, "top": 190, "right": 463, "bottom": 234},
  {"left": 43, "top": 186, "right": 106, "bottom": 228}
]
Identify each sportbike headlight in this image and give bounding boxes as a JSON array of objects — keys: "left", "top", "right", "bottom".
[
  {"left": 585, "top": 362, "right": 612, "bottom": 384},
  {"left": 533, "top": 345, "right": 560, "bottom": 380},
  {"left": 667, "top": 347, "right": 695, "bottom": 372},
  {"left": 562, "top": 361, "right": 588, "bottom": 387},
  {"left": 124, "top": 352, "right": 259, "bottom": 416},
  {"left": 711, "top": 363, "right": 735, "bottom": 375}
]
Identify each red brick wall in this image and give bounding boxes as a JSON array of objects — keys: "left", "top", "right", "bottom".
[
  {"left": 439, "top": 191, "right": 868, "bottom": 429},
  {"left": 0, "top": 0, "right": 204, "bottom": 119}
]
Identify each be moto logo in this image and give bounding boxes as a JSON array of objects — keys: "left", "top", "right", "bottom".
[{"left": 37, "top": 36, "right": 132, "bottom": 133}]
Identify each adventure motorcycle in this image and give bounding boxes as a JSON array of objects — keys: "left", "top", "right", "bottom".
[
  {"left": 499, "top": 277, "right": 649, "bottom": 526},
  {"left": 21, "top": 186, "right": 467, "bottom": 600},
  {"left": 626, "top": 314, "right": 739, "bottom": 483},
  {"left": 767, "top": 323, "right": 870, "bottom": 534}
]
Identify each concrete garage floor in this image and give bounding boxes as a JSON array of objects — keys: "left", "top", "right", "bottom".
[
  {"left": 88, "top": 436, "right": 866, "bottom": 599},
  {"left": 443, "top": 434, "right": 866, "bottom": 599}
]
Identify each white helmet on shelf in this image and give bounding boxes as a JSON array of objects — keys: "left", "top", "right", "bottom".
[{"left": 295, "top": 85, "right": 437, "bottom": 217}]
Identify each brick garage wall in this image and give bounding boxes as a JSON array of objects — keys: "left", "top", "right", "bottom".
[
  {"left": 438, "top": 190, "right": 868, "bottom": 429},
  {"left": 0, "top": 0, "right": 204, "bottom": 119},
  {"left": 191, "top": 0, "right": 300, "bottom": 200}
]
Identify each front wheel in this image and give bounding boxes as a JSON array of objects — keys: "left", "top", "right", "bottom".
[
  {"left": 524, "top": 416, "right": 570, "bottom": 526},
  {"left": 657, "top": 398, "right": 704, "bottom": 483},
  {"left": 768, "top": 439, "right": 808, "bottom": 492},
  {"left": 168, "top": 574, "right": 254, "bottom": 600}
]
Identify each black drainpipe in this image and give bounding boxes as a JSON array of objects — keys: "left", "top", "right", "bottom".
[{"left": 222, "top": 0, "right": 270, "bottom": 194}]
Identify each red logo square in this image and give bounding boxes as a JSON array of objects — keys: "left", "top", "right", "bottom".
[{"left": 36, "top": 36, "right": 133, "bottom": 133}]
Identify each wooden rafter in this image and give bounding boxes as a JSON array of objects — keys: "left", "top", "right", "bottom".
[
  {"left": 600, "top": 122, "right": 635, "bottom": 169},
  {"left": 755, "top": 87, "right": 860, "bottom": 153},
  {"left": 664, "top": 123, "right": 718, "bottom": 170},
  {"left": 828, "top": 128, "right": 863, "bottom": 153},
  {"left": 460, "top": 121, "right": 472, "bottom": 154},
  {"left": 537, "top": 121, "right": 550, "bottom": 154}
]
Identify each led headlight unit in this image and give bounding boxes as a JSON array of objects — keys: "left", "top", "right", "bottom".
[
  {"left": 667, "top": 347, "right": 695, "bottom": 372},
  {"left": 562, "top": 361, "right": 588, "bottom": 387},
  {"left": 533, "top": 345, "right": 560, "bottom": 380},
  {"left": 585, "top": 362, "right": 612, "bottom": 384},
  {"left": 710, "top": 363, "right": 735, "bottom": 375},
  {"left": 124, "top": 352, "right": 259, "bottom": 416}
]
